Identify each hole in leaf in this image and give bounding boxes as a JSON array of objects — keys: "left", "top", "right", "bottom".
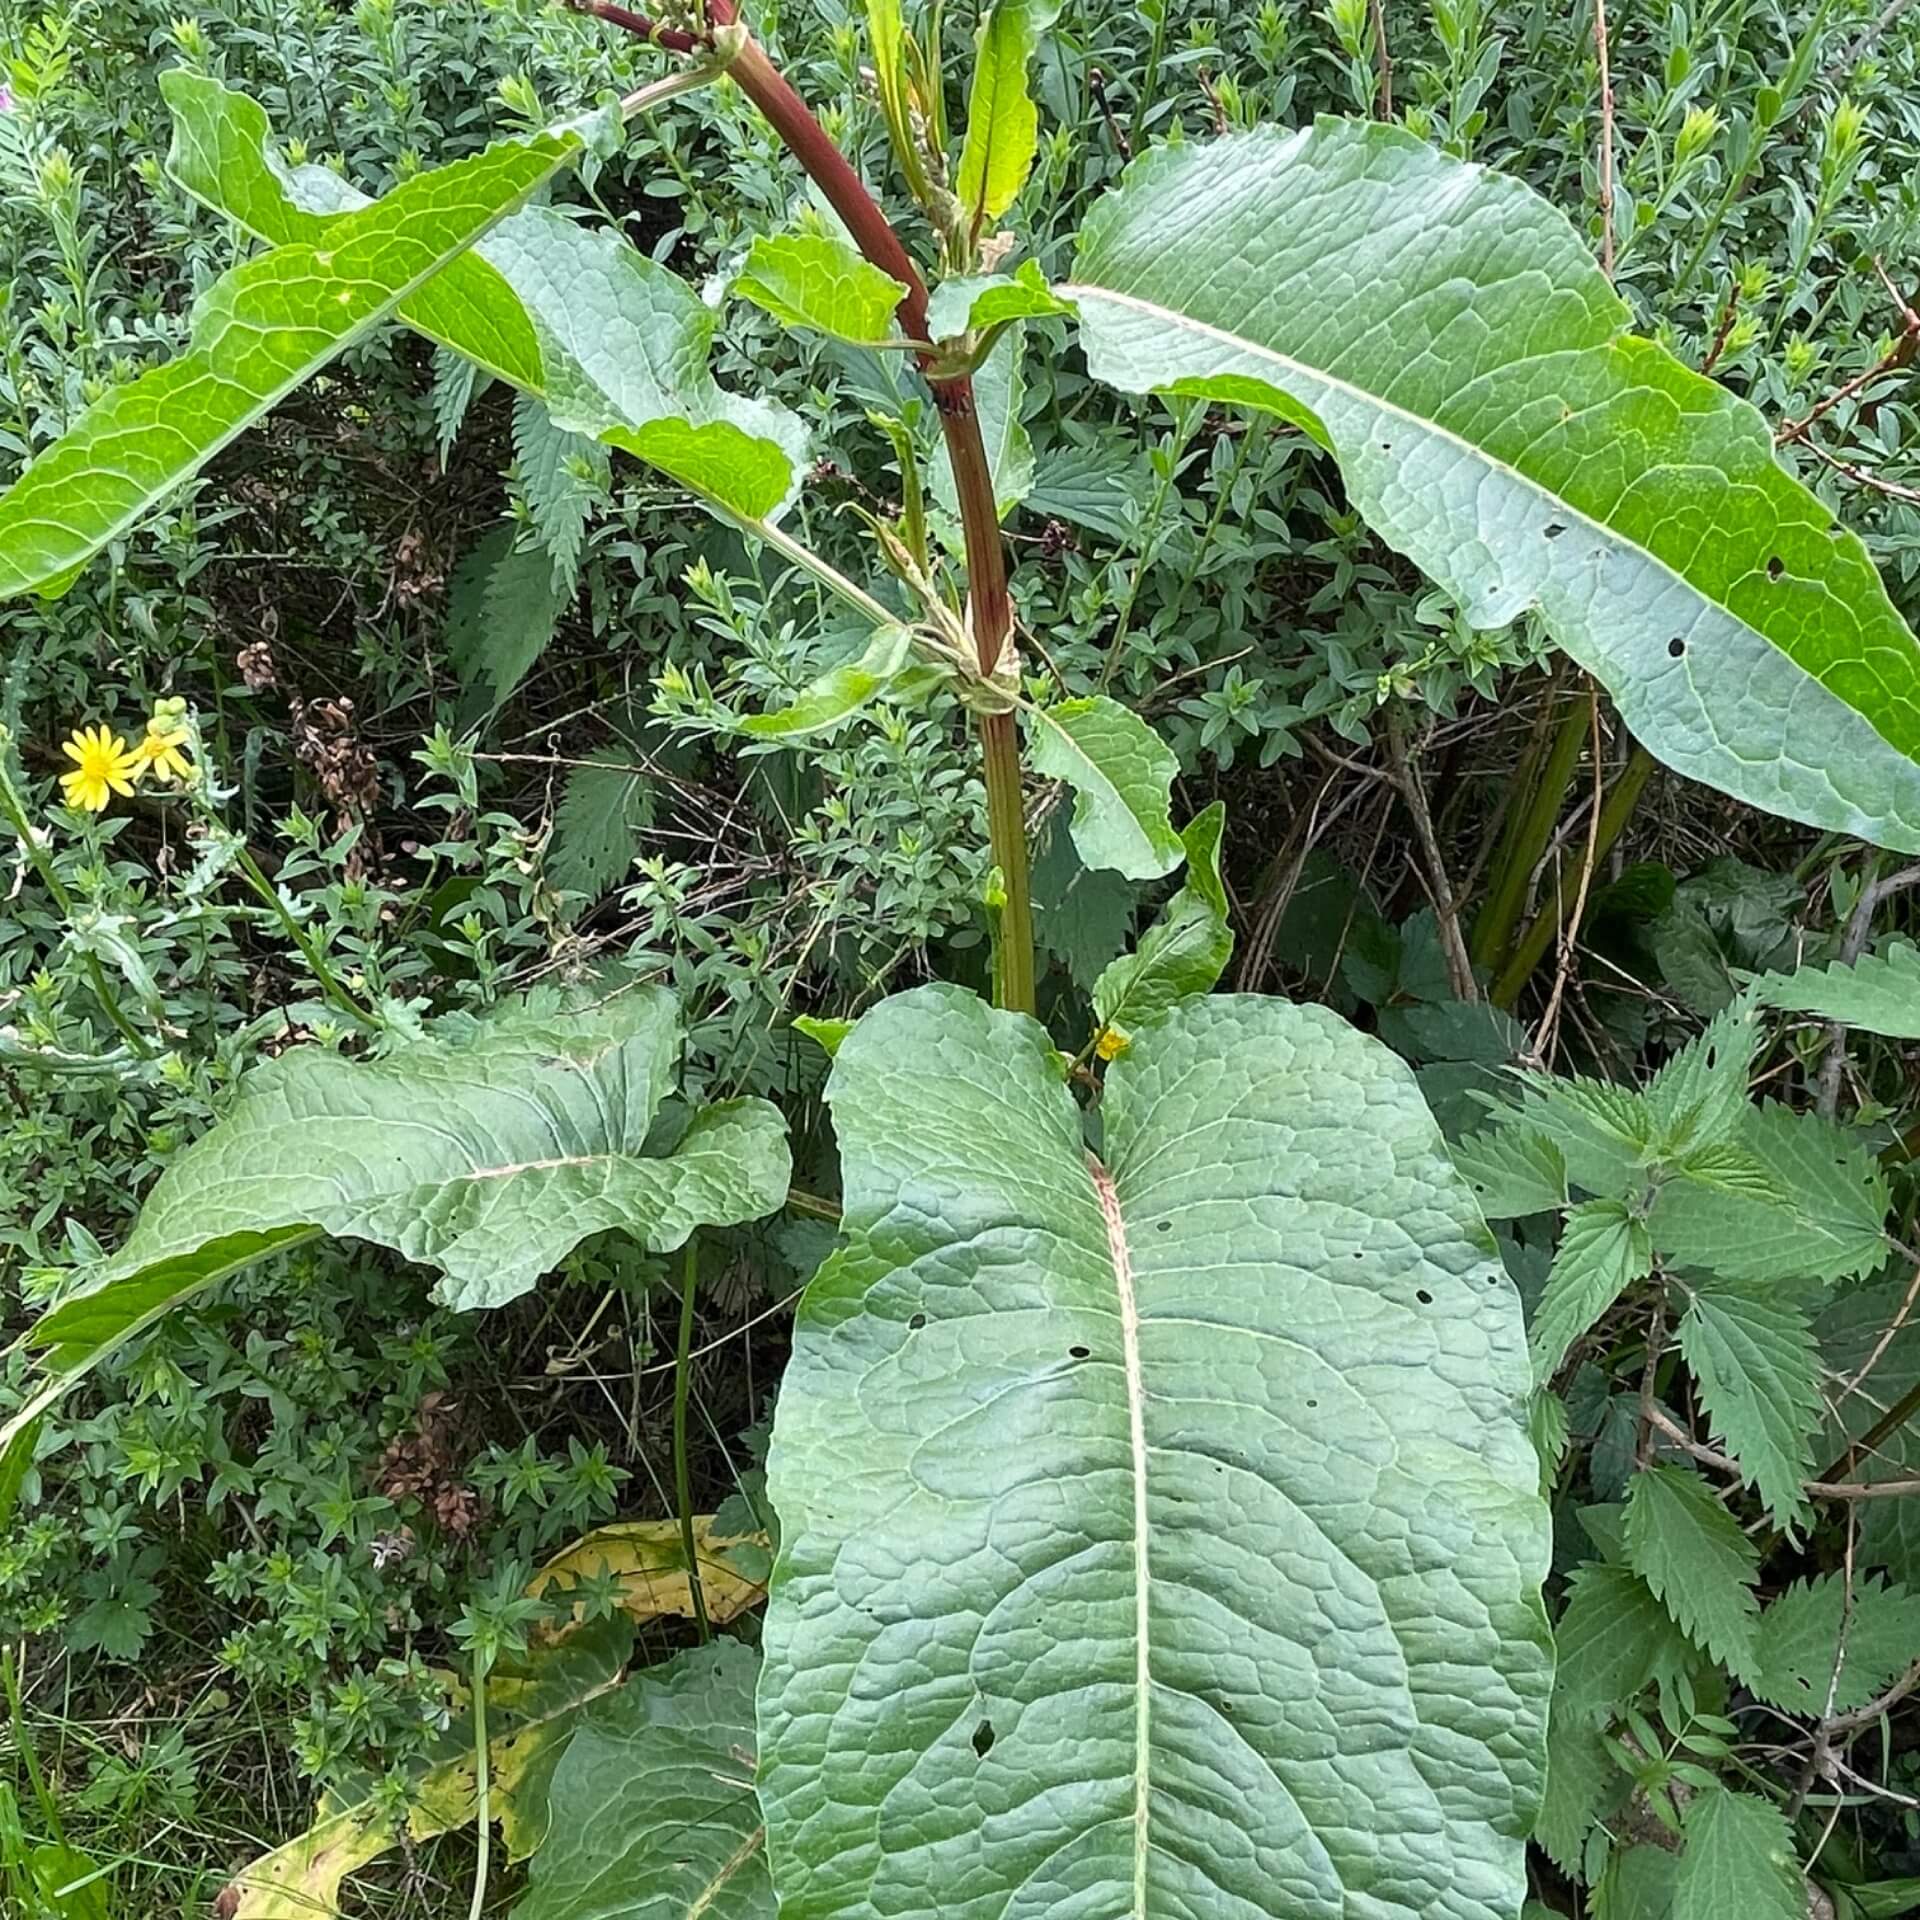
[
  {"left": 1767, "top": 554, "right": 1785, "bottom": 580},
  {"left": 971, "top": 1720, "right": 995, "bottom": 1757},
  {"left": 1068, "top": 1345, "right": 1090, "bottom": 1360},
  {"left": 1543, "top": 521, "right": 1566, "bottom": 539},
  {"left": 1306, "top": 1398, "right": 1319, "bottom": 1409},
  {"left": 1415, "top": 1288, "right": 1434, "bottom": 1305},
  {"left": 908, "top": 1312, "right": 927, "bottom": 1331},
  {"left": 1667, "top": 637, "right": 1686, "bottom": 658},
  {"left": 1156, "top": 1220, "right": 1172, "bottom": 1234},
  {"left": 1705, "top": 1046, "right": 1718, "bottom": 1069}
]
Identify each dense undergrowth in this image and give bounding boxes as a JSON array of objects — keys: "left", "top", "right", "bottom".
[{"left": 3, "top": 0, "right": 1920, "bottom": 1914}]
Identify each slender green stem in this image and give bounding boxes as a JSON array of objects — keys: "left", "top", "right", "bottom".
[
  {"left": 82, "top": 954, "right": 156, "bottom": 1059},
  {"left": 0, "top": 750, "right": 156, "bottom": 1055},
  {"left": 231, "top": 842, "right": 375, "bottom": 1026},
  {"left": 980, "top": 712, "right": 1037, "bottom": 1016},
  {"left": 1, "top": 1647, "right": 65, "bottom": 1852},
  {"left": 675, "top": 1238, "right": 712, "bottom": 1643},
  {"left": 690, "top": 5, "right": 1038, "bottom": 1011},
  {"left": 1470, "top": 686, "right": 1586, "bottom": 973},
  {"left": 466, "top": 1658, "right": 491, "bottom": 1920},
  {"left": 1491, "top": 745, "right": 1653, "bottom": 1005},
  {"left": 0, "top": 756, "right": 71, "bottom": 913}
]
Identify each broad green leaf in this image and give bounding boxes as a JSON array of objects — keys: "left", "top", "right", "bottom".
[
  {"left": 1747, "top": 1572, "right": 1920, "bottom": 1715},
  {"left": 1672, "top": 1788, "right": 1804, "bottom": 1920},
  {"left": 0, "top": 128, "right": 577, "bottom": 599},
  {"left": 955, "top": 0, "right": 1062, "bottom": 228},
  {"left": 1066, "top": 120, "right": 1920, "bottom": 854},
  {"left": 160, "top": 72, "right": 806, "bottom": 523},
  {"left": 738, "top": 626, "right": 914, "bottom": 737},
  {"left": 1678, "top": 1283, "right": 1821, "bottom": 1532},
  {"left": 760, "top": 984, "right": 1551, "bottom": 1920},
  {"left": 446, "top": 524, "right": 564, "bottom": 726},
  {"left": 1031, "top": 811, "right": 1140, "bottom": 991},
  {"left": 1026, "top": 694, "right": 1183, "bottom": 878},
  {"left": 27, "top": 1844, "right": 109, "bottom": 1920},
  {"left": 925, "top": 260, "right": 1072, "bottom": 342},
  {"left": 0, "top": 993, "right": 789, "bottom": 1478},
  {"left": 1651, "top": 1101, "right": 1888, "bottom": 1285},
  {"left": 1092, "top": 801, "right": 1232, "bottom": 1042},
  {"left": 1529, "top": 1199, "right": 1653, "bottom": 1383},
  {"left": 1548, "top": 1561, "right": 1692, "bottom": 1728},
  {"left": 513, "top": 1640, "right": 770, "bottom": 1920},
  {"left": 226, "top": 1619, "right": 632, "bottom": 1917},
  {"left": 790, "top": 1014, "right": 853, "bottom": 1058},
  {"left": 1450, "top": 1127, "right": 1570, "bottom": 1219},
  {"left": 864, "top": 0, "right": 930, "bottom": 206},
  {"left": 1623, "top": 1464, "right": 1759, "bottom": 1671},
  {"left": 732, "top": 230, "right": 908, "bottom": 345},
  {"left": 1756, "top": 938, "right": 1920, "bottom": 1037}
]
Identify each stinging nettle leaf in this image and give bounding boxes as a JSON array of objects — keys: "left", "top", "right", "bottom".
[
  {"left": 1651, "top": 1100, "right": 1888, "bottom": 1286},
  {"left": 732, "top": 229, "right": 909, "bottom": 346},
  {"left": 1755, "top": 938, "right": 1920, "bottom": 1038},
  {"left": 1450, "top": 1126, "right": 1570, "bottom": 1220},
  {"left": 759, "top": 984, "right": 1550, "bottom": 1920},
  {"left": 1623, "top": 1463, "right": 1760, "bottom": 1672},
  {"left": 1672, "top": 1788, "right": 1805, "bottom": 1920},
  {"left": 1748, "top": 1571, "right": 1920, "bottom": 1717},
  {"left": 1528, "top": 1198, "right": 1653, "bottom": 1384},
  {"left": 1026, "top": 694, "right": 1184, "bottom": 879},
  {"left": 0, "top": 127, "right": 579, "bottom": 599},
  {"left": 446, "top": 524, "right": 564, "bottom": 727},
  {"left": 1678, "top": 1282, "right": 1821, "bottom": 1533},
  {"left": 1065, "top": 121, "right": 1920, "bottom": 854}
]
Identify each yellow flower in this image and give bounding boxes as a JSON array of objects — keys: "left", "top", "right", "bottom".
[
  {"left": 58, "top": 724, "right": 140, "bottom": 813},
  {"left": 1094, "top": 1025, "right": 1131, "bottom": 1062},
  {"left": 132, "top": 708, "right": 193, "bottom": 785}
]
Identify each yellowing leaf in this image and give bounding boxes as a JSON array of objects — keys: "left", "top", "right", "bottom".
[
  {"left": 225, "top": 1622, "right": 630, "bottom": 1917},
  {"left": 532, "top": 1516, "right": 769, "bottom": 1629}
]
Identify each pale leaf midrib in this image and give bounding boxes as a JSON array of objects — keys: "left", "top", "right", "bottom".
[
  {"left": 1087, "top": 1150, "right": 1150, "bottom": 1915},
  {"left": 1057, "top": 281, "right": 1871, "bottom": 736}
]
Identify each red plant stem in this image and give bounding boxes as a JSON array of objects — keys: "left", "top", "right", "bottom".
[
  {"left": 563, "top": 0, "right": 703, "bottom": 56},
  {"left": 630, "top": 1, "right": 1033, "bottom": 1007},
  {"left": 712, "top": 10, "right": 1014, "bottom": 679}
]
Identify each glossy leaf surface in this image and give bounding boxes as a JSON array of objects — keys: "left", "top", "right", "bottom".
[
  {"left": 0, "top": 124, "right": 577, "bottom": 598},
  {"left": 1066, "top": 120, "right": 1920, "bottom": 851},
  {"left": 759, "top": 984, "right": 1550, "bottom": 1920},
  {"left": 160, "top": 73, "right": 806, "bottom": 521}
]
